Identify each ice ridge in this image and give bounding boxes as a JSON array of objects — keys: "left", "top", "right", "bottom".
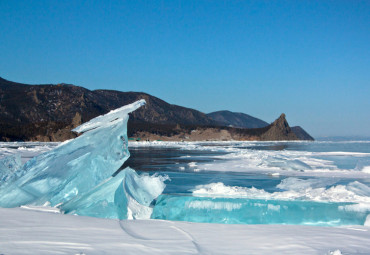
[{"left": 0, "top": 100, "right": 167, "bottom": 219}]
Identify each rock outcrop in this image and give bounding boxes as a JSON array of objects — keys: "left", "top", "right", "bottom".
[{"left": 260, "top": 114, "right": 298, "bottom": 141}]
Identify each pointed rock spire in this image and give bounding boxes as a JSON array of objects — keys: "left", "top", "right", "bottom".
[{"left": 260, "top": 113, "right": 297, "bottom": 141}]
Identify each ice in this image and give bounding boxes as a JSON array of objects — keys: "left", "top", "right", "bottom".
[
  {"left": 339, "top": 203, "right": 370, "bottom": 213},
  {"left": 0, "top": 100, "right": 147, "bottom": 210},
  {"left": 192, "top": 182, "right": 271, "bottom": 198},
  {"left": 61, "top": 168, "right": 128, "bottom": 219},
  {"left": 346, "top": 181, "right": 370, "bottom": 197},
  {"left": 20, "top": 204, "right": 61, "bottom": 214},
  {"left": 129, "top": 140, "right": 370, "bottom": 178},
  {"left": 0, "top": 154, "right": 22, "bottom": 183},
  {"left": 1, "top": 126, "right": 370, "bottom": 225},
  {"left": 187, "top": 200, "right": 243, "bottom": 211},
  {"left": 152, "top": 194, "right": 367, "bottom": 225},
  {"left": 61, "top": 167, "right": 167, "bottom": 219},
  {"left": 363, "top": 166, "right": 370, "bottom": 173},
  {"left": 162, "top": 179, "right": 370, "bottom": 225},
  {"left": 267, "top": 158, "right": 312, "bottom": 171},
  {"left": 365, "top": 214, "right": 370, "bottom": 226},
  {"left": 0, "top": 99, "right": 168, "bottom": 220},
  {"left": 188, "top": 162, "right": 197, "bottom": 167},
  {"left": 124, "top": 168, "right": 169, "bottom": 207},
  {"left": 327, "top": 250, "right": 342, "bottom": 255},
  {"left": 0, "top": 142, "right": 59, "bottom": 164},
  {"left": 276, "top": 177, "right": 337, "bottom": 191},
  {"left": 193, "top": 179, "right": 370, "bottom": 204},
  {"left": 356, "top": 159, "right": 370, "bottom": 173}
]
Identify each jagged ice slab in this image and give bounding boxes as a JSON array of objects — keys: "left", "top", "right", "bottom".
[{"left": 0, "top": 99, "right": 167, "bottom": 219}]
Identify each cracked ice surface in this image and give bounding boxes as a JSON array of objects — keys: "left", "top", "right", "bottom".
[{"left": 0, "top": 100, "right": 167, "bottom": 219}]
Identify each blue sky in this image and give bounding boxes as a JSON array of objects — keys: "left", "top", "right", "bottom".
[{"left": 1, "top": 0, "right": 369, "bottom": 137}]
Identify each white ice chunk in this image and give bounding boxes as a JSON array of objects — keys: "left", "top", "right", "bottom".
[
  {"left": 327, "top": 250, "right": 342, "bottom": 255},
  {"left": 365, "top": 214, "right": 370, "bottom": 226},
  {"left": 72, "top": 99, "right": 145, "bottom": 134}
]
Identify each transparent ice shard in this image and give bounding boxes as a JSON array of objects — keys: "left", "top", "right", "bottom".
[
  {"left": 0, "top": 100, "right": 146, "bottom": 208},
  {"left": 0, "top": 154, "right": 22, "bottom": 183},
  {"left": 61, "top": 167, "right": 168, "bottom": 219}
]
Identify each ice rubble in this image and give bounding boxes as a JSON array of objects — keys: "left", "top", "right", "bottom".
[{"left": 0, "top": 100, "right": 168, "bottom": 219}]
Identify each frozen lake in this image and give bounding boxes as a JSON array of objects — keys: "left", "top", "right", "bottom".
[{"left": 2, "top": 139, "right": 370, "bottom": 226}]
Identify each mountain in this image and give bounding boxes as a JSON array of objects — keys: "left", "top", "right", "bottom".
[
  {"left": 0, "top": 77, "right": 216, "bottom": 141},
  {"left": 0, "top": 77, "right": 314, "bottom": 141},
  {"left": 291, "top": 126, "right": 314, "bottom": 141},
  {"left": 207, "top": 110, "right": 269, "bottom": 128}
]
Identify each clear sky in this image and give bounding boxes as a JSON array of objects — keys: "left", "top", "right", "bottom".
[{"left": 1, "top": 0, "right": 369, "bottom": 137}]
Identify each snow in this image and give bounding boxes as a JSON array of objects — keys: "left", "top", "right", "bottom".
[
  {"left": 0, "top": 207, "right": 369, "bottom": 254},
  {"left": 191, "top": 179, "right": 370, "bottom": 205},
  {"left": 362, "top": 166, "right": 370, "bottom": 173},
  {"left": 327, "top": 250, "right": 342, "bottom": 255}
]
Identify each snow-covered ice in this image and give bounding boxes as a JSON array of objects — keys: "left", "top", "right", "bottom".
[{"left": 1, "top": 207, "right": 370, "bottom": 255}]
